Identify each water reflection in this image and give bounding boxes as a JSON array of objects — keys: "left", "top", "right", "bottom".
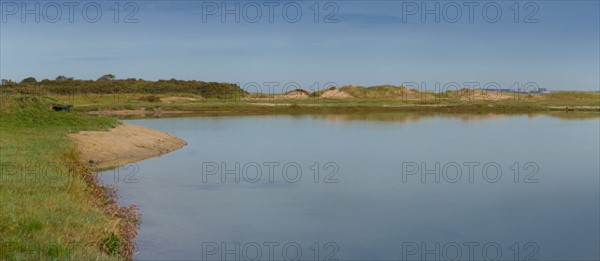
[
  {"left": 310, "top": 112, "right": 600, "bottom": 123},
  {"left": 99, "top": 113, "right": 599, "bottom": 260}
]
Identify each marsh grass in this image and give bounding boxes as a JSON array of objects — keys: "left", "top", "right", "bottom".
[{"left": 0, "top": 95, "right": 136, "bottom": 260}]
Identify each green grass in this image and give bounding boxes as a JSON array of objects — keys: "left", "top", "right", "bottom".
[{"left": 0, "top": 95, "right": 134, "bottom": 260}]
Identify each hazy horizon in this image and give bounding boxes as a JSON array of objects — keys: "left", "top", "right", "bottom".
[{"left": 1, "top": 1, "right": 599, "bottom": 91}]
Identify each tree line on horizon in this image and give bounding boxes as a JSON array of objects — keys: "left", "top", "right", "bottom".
[{"left": 0, "top": 75, "right": 247, "bottom": 99}]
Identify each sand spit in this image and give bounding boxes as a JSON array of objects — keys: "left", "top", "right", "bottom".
[{"left": 69, "top": 124, "right": 187, "bottom": 170}]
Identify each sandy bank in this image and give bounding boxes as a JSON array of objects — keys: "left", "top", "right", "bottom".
[
  {"left": 320, "top": 89, "right": 353, "bottom": 99},
  {"left": 69, "top": 124, "right": 187, "bottom": 170}
]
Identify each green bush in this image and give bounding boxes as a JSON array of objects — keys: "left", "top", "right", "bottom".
[{"left": 138, "top": 95, "right": 161, "bottom": 102}]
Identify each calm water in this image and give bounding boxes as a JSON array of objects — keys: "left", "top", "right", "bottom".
[{"left": 99, "top": 113, "right": 600, "bottom": 260}]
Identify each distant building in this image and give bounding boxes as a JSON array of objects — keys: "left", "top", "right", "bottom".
[
  {"left": 480, "top": 88, "right": 551, "bottom": 94},
  {"left": 530, "top": 88, "right": 550, "bottom": 94}
]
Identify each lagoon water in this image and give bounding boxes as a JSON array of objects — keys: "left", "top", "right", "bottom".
[{"left": 99, "top": 113, "right": 600, "bottom": 260}]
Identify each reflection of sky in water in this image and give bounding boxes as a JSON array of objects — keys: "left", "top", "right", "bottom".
[
  {"left": 99, "top": 113, "right": 600, "bottom": 260},
  {"left": 184, "top": 180, "right": 298, "bottom": 190}
]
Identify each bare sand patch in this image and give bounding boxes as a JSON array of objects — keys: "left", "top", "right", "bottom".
[
  {"left": 320, "top": 89, "right": 353, "bottom": 99},
  {"left": 162, "top": 97, "right": 201, "bottom": 103},
  {"left": 453, "top": 90, "right": 515, "bottom": 101},
  {"left": 69, "top": 124, "right": 187, "bottom": 170}
]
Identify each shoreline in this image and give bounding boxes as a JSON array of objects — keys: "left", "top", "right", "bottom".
[
  {"left": 79, "top": 104, "right": 600, "bottom": 117},
  {"left": 68, "top": 123, "right": 187, "bottom": 259},
  {"left": 79, "top": 106, "right": 600, "bottom": 120},
  {"left": 69, "top": 124, "right": 187, "bottom": 170}
]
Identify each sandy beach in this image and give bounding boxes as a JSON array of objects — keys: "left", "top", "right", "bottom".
[{"left": 69, "top": 124, "right": 187, "bottom": 170}]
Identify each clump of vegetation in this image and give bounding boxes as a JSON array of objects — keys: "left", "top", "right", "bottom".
[
  {"left": 1, "top": 75, "right": 248, "bottom": 100},
  {"left": 340, "top": 85, "right": 411, "bottom": 99},
  {"left": 138, "top": 95, "right": 161, "bottom": 102},
  {"left": 101, "top": 233, "right": 122, "bottom": 255}
]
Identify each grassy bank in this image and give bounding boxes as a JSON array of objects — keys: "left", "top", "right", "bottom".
[
  {"left": 0, "top": 95, "right": 137, "bottom": 260},
  {"left": 54, "top": 93, "right": 599, "bottom": 117}
]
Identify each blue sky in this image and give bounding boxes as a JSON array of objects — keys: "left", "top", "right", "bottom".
[{"left": 1, "top": 1, "right": 598, "bottom": 91}]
